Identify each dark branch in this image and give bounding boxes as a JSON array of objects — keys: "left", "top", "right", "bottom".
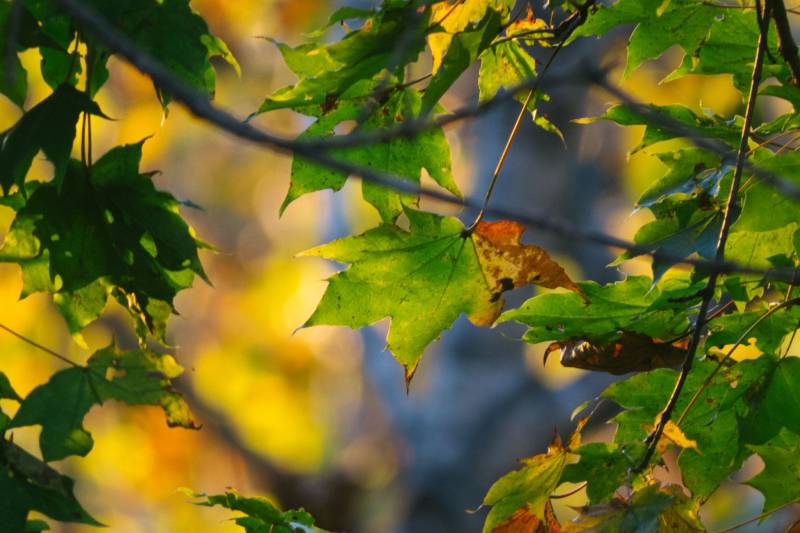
[{"left": 634, "top": 0, "right": 771, "bottom": 473}]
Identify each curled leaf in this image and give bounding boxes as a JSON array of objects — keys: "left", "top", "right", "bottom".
[{"left": 545, "top": 332, "right": 687, "bottom": 375}]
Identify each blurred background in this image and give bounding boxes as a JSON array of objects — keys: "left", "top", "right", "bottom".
[{"left": 0, "top": 0, "right": 795, "bottom": 531}]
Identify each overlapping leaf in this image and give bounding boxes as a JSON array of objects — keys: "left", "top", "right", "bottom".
[
  {"left": 8, "top": 344, "right": 196, "bottom": 461},
  {"left": 500, "top": 274, "right": 702, "bottom": 345},
  {"left": 0, "top": 141, "right": 206, "bottom": 340},
  {"left": 284, "top": 85, "right": 460, "bottom": 223},
  {"left": 258, "top": 3, "right": 428, "bottom": 114},
  {"left": 302, "top": 210, "right": 580, "bottom": 381},
  {"left": 0, "top": 84, "right": 104, "bottom": 194},
  {"left": 0, "top": 441, "right": 102, "bottom": 530},
  {"left": 562, "top": 485, "right": 704, "bottom": 533},
  {"left": 602, "top": 357, "right": 778, "bottom": 500}
]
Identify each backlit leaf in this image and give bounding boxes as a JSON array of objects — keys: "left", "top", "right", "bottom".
[
  {"left": 9, "top": 345, "right": 196, "bottom": 461},
  {"left": 302, "top": 210, "right": 580, "bottom": 381}
]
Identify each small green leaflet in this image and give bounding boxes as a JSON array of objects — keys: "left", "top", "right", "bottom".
[
  {"left": 0, "top": 84, "right": 104, "bottom": 194},
  {"left": 183, "top": 489, "right": 332, "bottom": 533},
  {"left": 0, "top": 141, "right": 207, "bottom": 341},
  {"left": 302, "top": 210, "right": 581, "bottom": 382},
  {"left": 500, "top": 274, "right": 701, "bottom": 344},
  {"left": 1, "top": 441, "right": 102, "bottom": 530},
  {"left": 8, "top": 344, "right": 196, "bottom": 461},
  {"left": 284, "top": 85, "right": 460, "bottom": 223}
]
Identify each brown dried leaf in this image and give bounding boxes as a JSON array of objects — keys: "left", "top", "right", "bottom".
[{"left": 553, "top": 332, "right": 687, "bottom": 375}]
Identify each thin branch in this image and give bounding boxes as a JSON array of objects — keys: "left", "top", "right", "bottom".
[
  {"left": 550, "top": 482, "right": 587, "bottom": 499},
  {"left": 469, "top": 27, "right": 573, "bottom": 229},
  {"left": 53, "top": 0, "right": 800, "bottom": 286},
  {"left": 713, "top": 499, "right": 799, "bottom": 533},
  {"left": 634, "top": 0, "right": 771, "bottom": 473}
]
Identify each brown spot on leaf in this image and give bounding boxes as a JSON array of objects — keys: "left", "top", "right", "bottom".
[{"left": 491, "top": 501, "right": 560, "bottom": 533}]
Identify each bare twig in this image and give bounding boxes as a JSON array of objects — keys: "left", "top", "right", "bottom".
[{"left": 634, "top": 0, "right": 771, "bottom": 473}]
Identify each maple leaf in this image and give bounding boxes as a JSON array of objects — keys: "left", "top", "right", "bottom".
[{"left": 302, "top": 209, "right": 581, "bottom": 383}]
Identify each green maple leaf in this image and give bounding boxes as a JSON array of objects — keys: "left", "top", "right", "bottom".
[
  {"left": 572, "top": 0, "right": 718, "bottom": 77},
  {"left": 0, "top": 84, "right": 104, "bottom": 194},
  {"left": 423, "top": 7, "right": 502, "bottom": 112},
  {"left": 285, "top": 85, "right": 460, "bottom": 223},
  {"left": 303, "top": 210, "right": 581, "bottom": 381},
  {"left": 0, "top": 1, "right": 29, "bottom": 107},
  {"left": 726, "top": 152, "right": 800, "bottom": 270},
  {"left": 0, "top": 141, "right": 206, "bottom": 340},
  {"left": 8, "top": 344, "right": 196, "bottom": 461},
  {"left": 477, "top": 39, "right": 561, "bottom": 138},
  {"left": 580, "top": 104, "right": 741, "bottom": 155},
  {"left": 604, "top": 357, "right": 776, "bottom": 500}
]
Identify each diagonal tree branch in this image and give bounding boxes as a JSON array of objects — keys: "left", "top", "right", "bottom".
[
  {"left": 634, "top": 0, "right": 772, "bottom": 473},
  {"left": 53, "top": 0, "right": 800, "bottom": 286}
]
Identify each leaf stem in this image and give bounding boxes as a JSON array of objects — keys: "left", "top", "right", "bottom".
[
  {"left": 468, "top": 1, "right": 595, "bottom": 230},
  {"left": 634, "top": 0, "right": 771, "bottom": 473},
  {"left": 0, "top": 322, "right": 79, "bottom": 367}
]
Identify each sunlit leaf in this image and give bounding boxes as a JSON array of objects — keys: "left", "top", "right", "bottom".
[
  {"left": 9, "top": 345, "right": 196, "bottom": 461},
  {"left": 303, "top": 210, "right": 580, "bottom": 381}
]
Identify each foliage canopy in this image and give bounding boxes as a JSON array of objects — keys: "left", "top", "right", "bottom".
[{"left": 2, "top": 0, "right": 800, "bottom": 531}]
